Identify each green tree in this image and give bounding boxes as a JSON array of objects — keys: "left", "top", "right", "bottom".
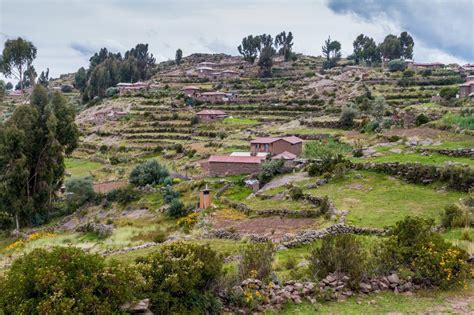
[
  {"left": 1, "top": 37, "right": 37, "bottom": 92},
  {"left": 322, "top": 36, "right": 341, "bottom": 69},
  {"left": 258, "top": 45, "right": 274, "bottom": 78},
  {"left": 0, "top": 85, "right": 79, "bottom": 229},
  {"left": 400, "top": 31, "right": 414, "bottom": 59},
  {"left": 6, "top": 82, "right": 13, "bottom": 90},
  {"left": 175, "top": 48, "right": 183, "bottom": 65},
  {"left": 353, "top": 34, "right": 380, "bottom": 66},
  {"left": 124, "top": 43, "right": 156, "bottom": 80},
  {"left": 38, "top": 68, "right": 49, "bottom": 87},
  {"left": 74, "top": 67, "right": 87, "bottom": 92},
  {"left": 238, "top": 35, "right": 261, "bottom": 63},
  {"left": 379, "top": 34, "right": 402, "bottom": 61},
  {"left": 275, "top": 31, "right": 294, "bottom": 61}
]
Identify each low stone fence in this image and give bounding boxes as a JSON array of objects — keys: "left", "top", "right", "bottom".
[
  {"left": 419, "top": 147, "right": 474, "bottom": 158},
  {"left": 281, "top": 223, "right": 387, "bottom": 248},
  {"left": 223, "top": 272, "right": 416, "bottom": 312},
  {"left": 255, "top": 208, "right": 319, "bottom": 218},
  {"left": 352, "top": 161, "right": 474, "bottom": 192}
]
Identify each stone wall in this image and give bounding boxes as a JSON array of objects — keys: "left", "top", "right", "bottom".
[{"left": 420, "top": 147, "right": 474, "bottom": 158}]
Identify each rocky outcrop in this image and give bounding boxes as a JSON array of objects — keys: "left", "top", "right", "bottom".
[
  {"left": 76, "top": 223, "right": 114, "bottom": 238},
  {"left": 419, "top": 147, "right": 474, "bottom": 158}
]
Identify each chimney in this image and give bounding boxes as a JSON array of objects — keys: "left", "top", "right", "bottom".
[{"left": 199, "top": 185, "right": 211, "bottom": 209}]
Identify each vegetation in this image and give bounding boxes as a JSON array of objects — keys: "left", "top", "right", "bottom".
[
  {"left": 129, "top": 159, "right": 170, "bottom": 187},
  {"left": 0, "top": 247, "right": 140, "bottom": 314},
  {"left": 137, "top": 241, "right": 223, "bottom": 314},
  {"left": 0, "top": 37, "right": 37, "bottom": 92},
  {"left": 238, "top": 241, "right": 275, "bottom": 281},
  {"left": 0, "top": 85, "right": 79, "bottom": 229}
]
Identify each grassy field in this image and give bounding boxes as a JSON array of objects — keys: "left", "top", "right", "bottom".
[
  {"left": 223, "top": 117, "right": 259, "bottom": 125},
  {"left": 306, "top": 171, "right": 464, "bottom": 228},
  {"left": 353, "top": 151, "right": 474, "bottom": 167},
  {"left": 279, "top": 282, "right": 474, "bottom": 314},
  {"left": 65, "top": 158, "right": 104, "bottom": 177}
]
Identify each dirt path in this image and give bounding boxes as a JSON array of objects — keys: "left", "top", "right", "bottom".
[{"left": 260, "top": 172, "right": 309, "bottom": 192}]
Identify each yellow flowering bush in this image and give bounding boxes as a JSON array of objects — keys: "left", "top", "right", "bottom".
[
  {"left": 413, "top": 241, "right": 469, "bottom": 289},
  {"left": 5, "top": 239, "right": 25, "bottom": 251},
  {"left": 27, "top": 231, "right": 56, "bottom": 241},
  {"left": 177, "top": 212, "right": 199, "bottom": 228}
]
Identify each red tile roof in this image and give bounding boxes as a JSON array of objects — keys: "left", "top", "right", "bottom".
[
  {"left": 250, "top": 137, "right": 280, "bottom": 144},
  {"left": 250, "top": 136, "right": 303, "bottom": 144},
  {"left": 283, "top": 136, "right": 303, "bottom": 144},
  {"left": 272, "top": 151, "right": 297, "bottom": 160},
  {"left": 182, "top": 86, "right": 201, "bottom": 90},
  {"left": 196, "top": 110, "right": 227, "bottom": 115},
  {"left": 208, "top": 155, "right": 264, "bottom": 164}
]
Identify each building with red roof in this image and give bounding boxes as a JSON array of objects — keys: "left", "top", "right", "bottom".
[
  {"left": 250, "top": 136, "right": 303, "bottom": 156},
  {"left": 196, "top": 109, "right": 227, "bottom": 121},
  {"left": 208, "top": 155, "right": 265, "bottom": 176}
]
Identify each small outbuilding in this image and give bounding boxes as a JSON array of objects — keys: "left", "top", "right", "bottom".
[
  {"left": 196, "top": 109, "right": 227, "bottom": 121},
  {"left": 208, "top": 155, "right": 265, "bottom": 176}
]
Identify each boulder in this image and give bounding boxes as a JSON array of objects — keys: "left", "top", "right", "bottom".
[{"left": 387, "top": 274, "right": 400, "bottom": 284}]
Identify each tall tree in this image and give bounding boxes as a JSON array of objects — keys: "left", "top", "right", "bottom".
[
  {"left": 322, "top": 36, "right": 341, "bottom": 69},
  {"left": 258, "top": 45, "right": 274, "bottom": 78},
  {"left": 175, "top": 49, "right": 183, "bottom": 66},
  {"left": 238, "top": 35, "right": 261, "bottom": 63},
  {"left": 379, "top": 34, "right": 402, "bottom": 61},
  {"left": 74, "top": 67, "right": 87, "bottom": 92},
  {"left": 124, "top": 43, "right": 155, "bottom": 81},
  {"left": 0, "top": 85, "right": 79, "bottom": 229},
  {"left": 1, "top": 37, "right": 37, "bottom": 92},
  {"left": 38, "top": 68, "right": 49, "bottom": 87},
  {"left": 322, "top": 36, "right": 332, "bottom": 60},
  {"left": 400, "top": 31, "right": 414, "bottom": 59},
  {"left": 275, "top": 31, "right": 294, "bottom": 61},
  {"left": 353, "top": 34, "right": 380, "bottom": 66}
]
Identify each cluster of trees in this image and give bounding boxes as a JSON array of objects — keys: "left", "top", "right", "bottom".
[
  {"left": 322, "top": 36, "right": 342, "bottom": 69},
  {"left": 238, "top": 31, "right": 294, "bottom": 77},
  {"left": 74, "top": 43, "right": 156, "bottom": 101},
  {"left": 0, "top": 85, "right": 79, "bottom": 229},
  {"left": 0, "top": 37, "right": 54, "bottom": 92},
  {"left": 351, "top": 31, "right": 414, "bottom": 66}
]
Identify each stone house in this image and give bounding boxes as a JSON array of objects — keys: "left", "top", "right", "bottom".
[
  {"left": 220, "top": 70, "right": 240, "bottom": 79},
  {"left": 196, "top": 109, "right": 227, "bottom": 121},
  {"left": 250, "top": 136, "right": 303, "bottom": 156},
  {"left": 208, "top": 155, "right": 265, "bottom": 176},
  {"left": 196, "top": 66, "right": 215, "bottom": 78},
  {"left": 181, "top": 86, "right": 201, "bottom": 97},
  {"left": 459, "top": 81, "right": 474, "bottom": 98},
  {"left": 117, "top": 82, "right": 148, "bottom": 94},
  {"left": 412, "top": 62, "right": 445, "bottom": 70},
  {"left": 198, "top": 91, "right": 228, "bottom": 103}
]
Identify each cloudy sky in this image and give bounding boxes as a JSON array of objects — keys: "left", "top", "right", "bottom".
[{"left": 1, "top": 0, "right": 473, "bottom": 82}]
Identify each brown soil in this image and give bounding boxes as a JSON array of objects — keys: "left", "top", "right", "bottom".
[
  {"left": 383, "top": 127, "right": 448, "bottom": 139},
  {"left": 93, "top": 180, "right": 128, "bottom": 194},
  {"left": 211, "top": 216, "right": 317, "bottom": 241}
]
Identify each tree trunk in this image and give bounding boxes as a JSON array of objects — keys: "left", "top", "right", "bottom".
[
  {"left": 19, "top": 65, "right": 23, "bottom": 93},
  {"left": 15, "top": 213, "right": 19, "bottom": 231}
]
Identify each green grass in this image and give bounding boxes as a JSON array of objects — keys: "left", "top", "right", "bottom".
[
  {"left": 223, "top": 185, "right": 253, "bottom": 202},
  {"left": 440, "top": 113, "right": 474, "bottom": 131},
  {"left": 352, "top": 151, "right": 474, "bottom": 168},
  {"left": 65, "top": 158, "right": 104, "bottom": 177},
  {"left": 306, "top": 171, "right": 464, "bottom": 228},
  {"left": 278, "top": 283, "right": 473, "bottom": 314},
  {"left": 303, "top": 139, "right": 352, "bottom": 159},
  {"left": 223, "top": 117, "right": 259, "bottom": 125}
]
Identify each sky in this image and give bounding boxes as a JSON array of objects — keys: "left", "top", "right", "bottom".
[{"left": 0, "top": 0, "right": 473, "bottom": 83}]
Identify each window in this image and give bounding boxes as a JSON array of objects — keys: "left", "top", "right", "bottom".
[{"left": 264, "top": 144, "right": 269, "bottom": 151}]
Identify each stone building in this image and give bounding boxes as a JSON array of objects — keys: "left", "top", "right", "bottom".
[{"left": 208, "top": 155, "right": 265, "bottom": 176}]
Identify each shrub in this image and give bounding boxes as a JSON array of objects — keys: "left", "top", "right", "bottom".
[
  {"left": 60, "top": 84, "right": 73, "bottom": 93},
  {"left": 378, "top": 216, "right": 469, "bottom": 288},
  {"left": 289, "top": 186, "right": 304, "bottom": 200},
  {"left": 107, "top": 185, "right": 141, "bottom": 205},
  {"left": 0, "top": 211, "right": 13, "bottom": 231},
  {"left": 309, "top": 234, "right": 366, "bottom": 288},
  {"left": 388, "top": 59, "right": 407, "bottom": 72},
  {"left": 167, "top": 198, "right": 187, "bottom": 218},
  {"left": 106, "top": 87, "right": 119, "bottom": 97},
  {"left": 439, "top": 86, "right": 458, "bottom": 100},
  {"left": 137, "top": 242, "right": 223, "bottom": 314},
  {"left": 441, "top": 204, "right": 469, "bottom": 228},
  {"left": 339, "top": 106, "right": 358, "bottom": 129},
  {"left": 129, "top": 159, "right": 170, "bottom": 187},
  {"left": 0, "top": 247, "right": 141, "bottom": 314},
  {"left": 415, "top": 113, "right": 430, "bottom": 126},
  {"left": 65, "top": 176, "right": 96, "bottom": 210},
  {"left": 258, "top": 159, "right": 285, "bottom": 185},
  {"left": 238, "top": 241, "right": 275, "bottom": 281},
  {"left": 403, "top": 69, "right": 415, "bottom": 77}
]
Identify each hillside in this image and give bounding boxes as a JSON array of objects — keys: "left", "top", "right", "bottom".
[{"left": 1, "top": 53, "right": 473, "bottom": 314}]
